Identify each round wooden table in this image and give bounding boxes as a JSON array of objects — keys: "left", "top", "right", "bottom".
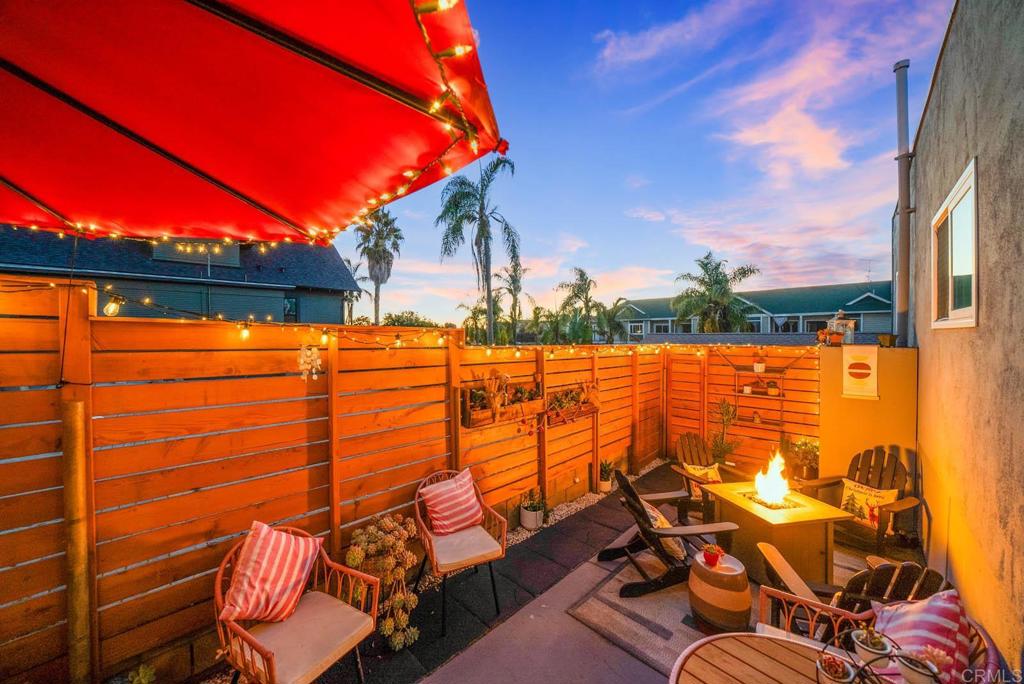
[{"left": 671, "top": 633, "right": 832, "bottom": 683}]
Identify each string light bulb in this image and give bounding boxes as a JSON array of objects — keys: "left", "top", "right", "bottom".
[
  {"left": 485, "top": 347, "right": 492, "bottom": 356},
  {"left": 320, "top": 329, "right": 330, "bottom": 346},
  {"left": 438, "top": 44, "right": 474, "bottom": 58},
  {"left": 393, "top": 334, "right": 403, "bottom": 348},
  {"left": 415, "top": 0, "right": 459, "bottom": 14},
  {"left": 102, "top": 295, "right": 124, "bottom": 317},
  {"left": 514, "top": 348, "right": 522, "bottom": 358},
  {"left": 239, "top": 322, "right": 251, "bottom": 341}
]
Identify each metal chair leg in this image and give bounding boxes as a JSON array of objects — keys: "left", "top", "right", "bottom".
[
  {"left": 354, "top": 645, "right": 365, "bottom": 684},
  {"left": 488, "top": 562, "right": 500, "bottom": 615},
  {"left": 441, "top": 573, "right": 448, "bottom": 637},
  {"left": 230, "top": 671, "right": 240, "bottom": 684},
  {"left": 414, "top": 553, "right": 428, "bottom": 591}
]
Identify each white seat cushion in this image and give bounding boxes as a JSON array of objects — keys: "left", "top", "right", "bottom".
[
  {"left": 243, "top": 590, "right": 372, "bottom": 684},
  {"left": 431, "top": 524, "right": 502, "bottom": 573}
]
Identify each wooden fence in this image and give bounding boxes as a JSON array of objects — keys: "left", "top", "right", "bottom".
[{"left": 0, "top": 275, "right": 818, "bottom": 683}]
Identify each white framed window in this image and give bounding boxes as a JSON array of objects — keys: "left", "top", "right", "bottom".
[
  {"left": 931, "top": 159, "right": 977, "bottom": 328},
  {"left": 746, "top": 316, "right": 762, "bottom": 333},
  {"left": 628, "top": 322, "right": 643, "bottom": 335},
  {"left": 651, "top": 321, "right": 670, "bottom": 334}
]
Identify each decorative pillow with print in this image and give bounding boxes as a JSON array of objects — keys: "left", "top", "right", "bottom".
[
  {"left": 682, "top": 463, "right": 722, "bottom": 496},
  {"left": 640, "top": 500, "right": 686, "bottom": 561},
  {"left": 839, "top": 478, "right": 898, "bottom": 532}
]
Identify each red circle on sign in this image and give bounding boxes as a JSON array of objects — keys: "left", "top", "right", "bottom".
[{"left": 848, "top": 361, "right": 872, "bottom": 379}]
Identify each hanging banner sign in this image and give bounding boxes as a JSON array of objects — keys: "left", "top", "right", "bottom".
[{"left": 842, "top": 345, "right": 879, "bottom": 399}]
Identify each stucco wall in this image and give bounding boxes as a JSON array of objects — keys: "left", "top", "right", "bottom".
[{"left": 910, "top": 0, "right": 1024, "bottom": 666}]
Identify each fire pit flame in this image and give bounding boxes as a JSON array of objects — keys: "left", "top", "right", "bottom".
[{"left": 754, "top": 452, "right": 790, "bottom": 506}]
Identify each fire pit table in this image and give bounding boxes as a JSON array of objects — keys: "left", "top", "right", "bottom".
[{"left": 702, "top": 481, "right": 853, "bottom": 584}]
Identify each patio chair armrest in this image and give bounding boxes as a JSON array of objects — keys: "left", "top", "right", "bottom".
[
  {"left": 718, "top": 462, "right": 747, "bottom": 479},
  {"left": 481, "top": 503, "right": 508, "bottom": 554},
  {"left": 796, "top": 475, "right": 844, "bottom": 490},
  {"left": 318, "top": 554, "right": 381, "bottom": 619},
  {"left": 757, "top": 542, "right": 818, "bottom": 602},
  {"left": 640, "top": 489, "right": 691, "bottom": 504},
  {"left": 221, "top": 619, "right": 277, "bottom": 682},
  {"left": 650, "top": 521, "right": 738, "bottom": 537},
  {"left": 878, "top": 496, "right": 920, "bottom": 513},
  {"left": 758, "top": 586, "right": 875, "bottom": 645},
  {"left": 670, "top": 464, "right": 708, "bottom": 485}
]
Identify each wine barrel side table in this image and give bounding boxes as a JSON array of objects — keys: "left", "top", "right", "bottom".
[{"left": 687, "top": 553, "right": 752, "bottom": 632}]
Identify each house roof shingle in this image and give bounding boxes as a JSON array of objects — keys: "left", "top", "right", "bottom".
[
  {"left": 622, "top": 281, "right": 892, "bottom": 320},
  {"left": 0, "top": 225, "right": 359, "bottom": 292}
]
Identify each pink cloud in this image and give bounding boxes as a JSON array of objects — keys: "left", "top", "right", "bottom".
[
  {"left": 521, "top": 255, "right": 563, "bottom": 279},
  {"left": 592, "top": 266, "right": 675, "bottom": 300},
  {"left": 557, "top": 233, "right": 588, "bottom": 253},
  {"left": 626, "top": 207, "right": 667, "bottom": 222}
]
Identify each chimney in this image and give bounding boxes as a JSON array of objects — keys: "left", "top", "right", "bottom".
[{"left": 893, "top": 59, "right": 913, "bottom": 346}]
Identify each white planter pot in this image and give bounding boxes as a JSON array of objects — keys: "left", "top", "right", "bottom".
[
  {"left": 598, "top": 479, "right": 612, "bottom": 493},
  {"left": 520, "top": 507, "right": 544, "bottom": 531},
  {"left": 896, "top": 653, "right": 941, "bottom": 684},
  {"left": 851, "top": 630, "right": 892, "bottom": 667},
  {"left": 815, "top": 659, "right": 856, "bottom": 683},
  {"left": 753, "top": 361, "right": 766, "bottom": 373}
]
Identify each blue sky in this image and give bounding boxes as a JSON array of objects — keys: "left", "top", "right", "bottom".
[{"left": 335, "top": 0, "right": 951, "bottom": 325}]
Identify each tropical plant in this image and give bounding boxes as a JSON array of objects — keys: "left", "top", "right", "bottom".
[
  {"left": 350, "top": 315, "right": 373, "bottom": 326},
  {"left": 356, "top": 209, "right": 404, "bottom": 325},
  {"left": 127, "top": 665, "right": 156, "bottom": 684},
  {"left": 562, "top": 307, "right": 592, "bottom": 344},
  {"left": 458, "top": 300, "right": 488, "bottom": 345},
  {"left": 594, "top": 297, "right": 629, "bottom": 342},
  {"left": 557, "top": 267, "right": 598, "bottom": 332},
  {"left": 521, "top": 490, "right": 545, "bottom": 513},
  {"left": 710, "top": 399, "right": 739, "bottom": 463},
  {"left": 381, "top": 311, "right": 440, "bottom": 328},
  {"left": 599, "top": 460, "right": 614, "bottom": 482},
  {"left": 436, "top": 156, "right": 518, "bottom": 345},
  {"left": 672, "top": 251, "right": 759, "bottom": 332},
  {"left": 494, "top": 258, "right": 530, "bottom": 344},
  {"left": 341, "top": 256, "right": 371, "bottom": 323}
]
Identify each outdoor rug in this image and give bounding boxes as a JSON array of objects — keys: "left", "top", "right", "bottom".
[{"left": 567, "top": 552, "right": 761, "bottom": 676}]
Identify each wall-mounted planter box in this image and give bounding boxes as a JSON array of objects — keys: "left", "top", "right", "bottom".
[
  {"left": 460, "top": 384, "right": 544, "bottom": 429},
  {"left": 545, "top": 401, "right": 598, "bottom": 428}
]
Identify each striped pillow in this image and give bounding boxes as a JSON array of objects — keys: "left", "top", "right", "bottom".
[
  {"left": 421, "top": 469, "right": 484, "bottom": 535},
  {"left": 219, "top": 522, "right": 323, "bottom": 623},
  {"left": 871, "top": 589, "right": 970, "bottom": 682}
]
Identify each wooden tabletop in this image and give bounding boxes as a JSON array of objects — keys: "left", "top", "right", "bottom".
[
  {"left": 673, "top": 633, "right": 831, "bottom": 683},
  {"left": 702, "top": 482, "right": 854, "bottom": 526}
]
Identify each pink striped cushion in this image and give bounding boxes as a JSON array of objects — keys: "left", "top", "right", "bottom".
[
  {"left": 219, "top": 522, "right": 323, "bottom": 623},
  {"left": 420, "top": 469, "right": 484, "bottom": 536},
  {"left": 871, "top": 589, "right": 970, "bottom": 683}
]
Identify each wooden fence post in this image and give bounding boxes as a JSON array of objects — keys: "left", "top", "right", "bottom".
[
  {"left": 447, "top": 334, "right": 462, "bottom": 470},
  {"left": 57, "top": 284, "right": 97, "bottom": 684},
  {"left": 590, "top": 351, "right": 600, "bottom": 491},
  {"left": 699, "top": 349, "right": 709, "bottom": 439},
  {"left": 629, "top": 349, "right": 640, "bottom": 474},
  {"left": 662, "top": 348, "right": 670, "bottom": 460},
  {"left": 536, "top": 348, "right": 548, "bottom": 501},
  {"left": 327, "top": 333, "right": 341, "bottom": 558}
]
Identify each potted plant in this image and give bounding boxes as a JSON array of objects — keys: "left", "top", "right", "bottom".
[
  {"left": 783, "top": 436, "right": 820, "bottom": 479},
  {"left": 753, "top": 351, "right": 767, "bottom": 374},
  {"left": 598, "top": 460, "right": 613, "bottom": 493},
  {"left": 742, "top": 383, "right": 752, "bottom": 395},
  {"left": 709, "top": 400, "right": 739, "bottom": 464},
  {"left": 766, "top": 380, "right": 780, "bottom": 396},
  {"left": 897, "top": 646, "right": 949, "bottom": 684},
  {"left": 851, "top": 624, "right": 892, "bottom": 665},
  {"left": 520, "top": 491, "right": 545, "bottom": 531},
  {"left": 701, "top": 543, "right": 724, "bottom": 568},
  {"left": 816, "top": 653, "right": 856, "bottom": 683}
]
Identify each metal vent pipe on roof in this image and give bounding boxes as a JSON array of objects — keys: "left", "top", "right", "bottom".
[{"left": 894, "top": 59, "right": 913, "bottom": 346}]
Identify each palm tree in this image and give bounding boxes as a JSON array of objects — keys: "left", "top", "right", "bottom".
[
  {"left": 672, "top": 251, "right": 759, "bottom": 332},
  {"left": 494, "top": 259, "right": 530, "bottom": 345},
  {"left": 436, "top": 157, "right": 518, "bottom": 345},
  {"left": 458, "top": 301, "right": 487, "bottom": 344},
  {"left": 341, "top": 256, "right": 371, "bottom": 323},
  {"left": 594, "top": 297, "right": 629, "bottom": 342},
  {"left": 356, "top": 209, "right": 404, "bottom": 325},
  {"left": 556, "top": 267, "right": 597, "bottom": 342}
]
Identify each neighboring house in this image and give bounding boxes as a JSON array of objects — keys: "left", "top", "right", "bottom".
[
  {"left": 896, "top": 0, "right": 1024, "bottom": 666},
  {"left": 0, "top": 225, "right": 360, "bottom": 324},
  {"left": 620, "top": 281, "right": 892, "bottom": 341}
]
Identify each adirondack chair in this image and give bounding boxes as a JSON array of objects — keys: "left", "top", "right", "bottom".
[
  {"left": 758, "top": 542, "right": 951, "bottom": 644},
  {"left": 800, "top": 445, "right": 920, "bottom": 552},
  {"left": 597, "top": 470, "right": 738, "bottom": 597},
  {"left": 671, "top": 432, "right": 746, "bottom": 521}
]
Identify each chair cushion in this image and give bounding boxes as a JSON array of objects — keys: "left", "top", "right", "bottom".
[
  {"left": 431, "top": 524, "right": 502, "bottom": 573},
  {"left": 243, "top": 591, "right": 373, "bottom": 684},
  {"left": 871, "top": 589, "right": 970, "bottom": 683},
  {"left": 420, "top": 469, "right": 484, "bottom": 535},
  {"left": 640, "top": 500, "right": 686, "bottom": 561},
  {"left": 682, "top": 463, "right": 722, "bottom": 496},
  {"left": 839, "top": 478, "right": 899, "bottom": 532},
  {"left": 220, "top": 522, "right": 322, "bottom": 623}
]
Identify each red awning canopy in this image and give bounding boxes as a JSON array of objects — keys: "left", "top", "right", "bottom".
[{"left": 0, "top": 0, "right": 504, "bottom": 244}]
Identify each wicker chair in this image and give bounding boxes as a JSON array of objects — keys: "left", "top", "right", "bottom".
[
  {"left": 214, "top": 526, "right": 380, "bottom": 684},
  {"left": 413, "top": 470, "right": 507, "bottom": 636},
  {"left": 758, "top": 585, "right": 1000, "bottom": 680}
]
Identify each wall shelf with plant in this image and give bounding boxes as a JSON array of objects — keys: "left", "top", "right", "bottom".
[
  {"left": 460, "top": 368, "right": 544, "bottom": 429},
  {"left": 545, "top": 383, "right": 599, "bottom": 427}
]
